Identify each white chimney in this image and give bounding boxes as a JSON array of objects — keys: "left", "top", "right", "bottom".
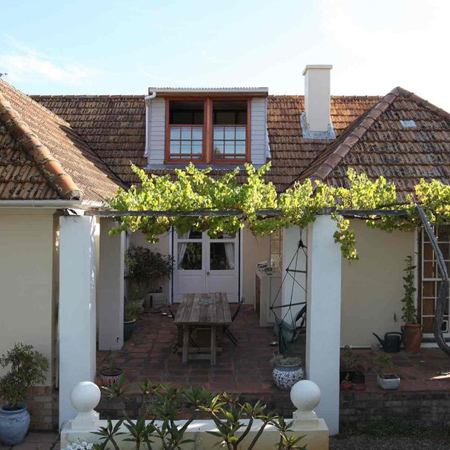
[{"left": 302, "top": 65, "right": 334, "bottom": 138}]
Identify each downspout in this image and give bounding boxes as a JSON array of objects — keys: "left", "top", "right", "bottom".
[{"left": 144, "top": 91, "right": 157, "bottom": 158}]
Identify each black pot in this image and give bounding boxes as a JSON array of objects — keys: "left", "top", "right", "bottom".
[{"left": 352, "top": 372, "right": 366, "bottom": 384}]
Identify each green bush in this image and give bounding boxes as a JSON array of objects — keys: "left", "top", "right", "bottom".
[{"left": 0, "top": 343, "right": 49, "bottom": 409}]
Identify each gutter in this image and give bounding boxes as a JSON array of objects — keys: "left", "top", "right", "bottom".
[
  {"left": 144, "top": 91, "right": 157, "bottom": 158},
  {"left": 0, "top": 200, "right": 105, "bottom": 210}
]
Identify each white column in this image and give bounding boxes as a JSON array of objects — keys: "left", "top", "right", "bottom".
[
  {"left": 59, "top": 215, "right": 97, "bottom": 428},
  {"left": 306, "top": 215, "right": 342, "bottom": 435},
  {"left": 98, "top": 219, "right": 125, "bottom": 351}
]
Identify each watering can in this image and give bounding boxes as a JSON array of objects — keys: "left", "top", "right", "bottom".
[{"left": 372, "top": 332, "right": 402, "bottom": 353}]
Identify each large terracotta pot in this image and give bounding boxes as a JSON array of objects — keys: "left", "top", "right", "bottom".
[{"left": 402, "top": 323, "right": 423, "bottom": 353}]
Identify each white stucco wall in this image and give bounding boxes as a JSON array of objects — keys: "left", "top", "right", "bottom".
[
  {"left": 341, "top": 220, "right": 416, "bottom": 347},
  {"left": 242, "top": 227, "right": 270, "bottom": 304},
  {"left": 0, "top": 210, "right": 55, "bottom": 383}
]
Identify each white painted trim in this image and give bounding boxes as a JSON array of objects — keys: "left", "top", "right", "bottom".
[{"left": 149, "top": 87, "right": 268, "bottom": 94}]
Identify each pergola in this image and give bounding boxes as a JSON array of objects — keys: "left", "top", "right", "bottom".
[{"left": 57, "top": 204, "right": 449, "bottom": 435}]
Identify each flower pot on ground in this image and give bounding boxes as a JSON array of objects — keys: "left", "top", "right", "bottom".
[
  {"left": 270, "top": 354, "right": 304, "bottom": 390},
  {"left": 340, "top": 373, "right": 352, "bottom": 391},
  {"left": 124, "top": 302, "right": 141, "bottom": 341},
  {"left": 340, "top": 345, "right": 362, "bottom": 383},
  {"left": 99, "top": 354, "right": 123, "bottom": 386},
  {"left": 0, "top": 343, "right": 49, "bottom": 445},
  {"left": 352, "top": 365, "right": 367, "bottom": 391},
  {"left": 373, "top": 352, "right": 401, "bottom": 390},
  {"left": 401, "top": 256, "right": 423, "bottom": 353}
]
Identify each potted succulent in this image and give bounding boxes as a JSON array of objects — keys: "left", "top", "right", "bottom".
[
  {"left": 401, "top": 255, "right": 423, "bottom": 353},
  {"left": 124, "top": 302, "right": 141, "bottom": 341},
  {"left": 373, "top": 353, "right": 400, "bottom": 390},
  {"left": 99, "top": 354, "right": 123, "bottom": 386},
  {"left": 0, "top": 343, "right": 49, "bottom": 445},
  {"left": 125, "top": 245, "right": 173, "bottom": 312},
  {"left": 270, "top": 354, "right": 304, "bottom": 390}
]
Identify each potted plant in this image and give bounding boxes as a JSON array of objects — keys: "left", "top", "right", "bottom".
[
  {"left": 340, "top": 373, "right": 352, "bottom": 391},
  {"left": 124, "top": 302, "right": 141, "bottom": 341},
  {"left": 352, "top": 362, "right": 367, "bottom": 391},
  {"left": 373, "top": 353, "right": 400, "bottom": 390},
  {"left": 270, "top": 354, "right": 304, "bottom": 390},
  {"left": 125, "top": 245, "right": 173, "bottom": 312},
  {"left": 0, "top": 343, "right": 49, "bottom": 445},
  {"left": 99, "top": 354, "right": 123, "bottom": 386},
  {"left": 401, "top": 255, "right": 423, "bottom": 353},
  {"left": 340, "top": 345, "right": 360, "bottom": 382}
]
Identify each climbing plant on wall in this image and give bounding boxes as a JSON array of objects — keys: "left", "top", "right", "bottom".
[{"left": 109, "top": 163, "right": 450, "bottom": 261}]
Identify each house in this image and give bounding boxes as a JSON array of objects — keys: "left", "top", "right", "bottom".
[{"left": 0, "top": 65, "right": 449, "bottom": 434}]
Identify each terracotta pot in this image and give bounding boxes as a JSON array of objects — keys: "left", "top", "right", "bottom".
[
  {"left": 340, "top": 381, "right": 352, "bottom": 391},
  {"left": 402, "top": 323, "right": 423, "bottom": 353}
]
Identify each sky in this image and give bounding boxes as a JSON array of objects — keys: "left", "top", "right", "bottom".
[{"left": 1, "top": 0, "right": 449, "bottom": 110}]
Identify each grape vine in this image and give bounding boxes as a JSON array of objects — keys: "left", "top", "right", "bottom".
[{"left": 109, "top": 163, "right": 450, "bottom": 260}]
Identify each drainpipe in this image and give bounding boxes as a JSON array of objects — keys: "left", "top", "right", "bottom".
[{"left": 144, "top": 91, "right": 157, "bottom": 158}]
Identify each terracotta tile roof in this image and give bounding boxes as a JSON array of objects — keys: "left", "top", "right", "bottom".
[
  {"left": 34, "top": 94, "right": 379, "bottom": 191},
  {"left": 266, "top": 95, "right": 381, "bottom": 190},
  {"left": 0, "top": 79, "right": 123, "bottom": 202},
  {"left": 31, "top": 94, "right": 147, "bottom": 186},
  {"left": 296, "top": 87, "right": 450, "bottom": 198}
]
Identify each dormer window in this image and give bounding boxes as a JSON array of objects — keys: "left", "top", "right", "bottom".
[{"left": 166, "top": 98, "right": 249, "bottom": 164}]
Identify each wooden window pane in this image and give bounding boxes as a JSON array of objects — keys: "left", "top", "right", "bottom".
[
  {"left": 438, "top": 227, "right": 450, "bottom": 242},
  {"left": 439, "top": 243, "right": 449, "bottom": 260},
  {"left": 236, "top": 127, "right": 246, "bottom": 140},
  {"left": 170, "top": 127, "right": 181, "bottom": 139},
  {"left": 192, "top": 128, "right": 203, "bottom": 140},
  {"left": 192, "top": 142, "right": 202, "bottom": 154},
  {"left": 213, "top": 141, "right": 224, "bottom": 155},
  {"left": 214, "top": 127, "right": 224, "bottom": 139},
  {"left": 424, "top": 243, "right": 433, "bottom": 260},
  {"left": 424, "top": 261, "right": 436, "bottom": 278},
  {"left": 422, "top": 317, "right": 434, "bottom": 333},
  {"left": 423, "top": 298, "right": 435, "bottom": 315},
  {"left": 181, "top": 127, "right": 191, "bottom": 140},
  {"left": 423, "top": 281, "right": 435, "bottom": 297},
  {"left": 225, "top": 127, "right": 235, "bottom": 140},
  {"left": 235, "top": 141, "right": 246, "bottom": 155},
  {"left": 170, "top": 142, "right": 180, "bottom": 154}
]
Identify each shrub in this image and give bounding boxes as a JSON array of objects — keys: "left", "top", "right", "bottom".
[{"left": 0, "top": 343, "right": 49, "bottom": 409}]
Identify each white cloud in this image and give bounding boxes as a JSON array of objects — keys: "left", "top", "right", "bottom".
[{"left": 0, "top": 40, "right": 101, "bottom": 86}]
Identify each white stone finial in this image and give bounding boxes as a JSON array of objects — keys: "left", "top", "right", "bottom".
[
  {"left": 70, "top": 381, "right": 101, "bottom": 430},
  {"left": 290, "top": 380, "right": 321, "bottom": 423}
]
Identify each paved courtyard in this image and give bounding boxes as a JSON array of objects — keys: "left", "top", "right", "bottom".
[{"left": 0, "top": 433, "right": 59, "bottom": 450}]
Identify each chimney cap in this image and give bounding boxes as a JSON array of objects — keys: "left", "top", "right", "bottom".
[{"left": 302, "top": 65, "right": 333, "bottom": 76}]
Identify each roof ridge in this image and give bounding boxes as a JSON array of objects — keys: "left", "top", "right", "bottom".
[
  {"left": 288, "top": 87, "right": 403, "bottom": 189},
  {"left": 395, "top": 86, "right": 450, "bottom": 122},
  {"left": 0, "top": 89, "right": 83, "bottom": 200}
]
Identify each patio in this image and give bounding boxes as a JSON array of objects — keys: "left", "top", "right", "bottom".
[{"left": 97, "top": 305, "right": 305, "bottom": 415}]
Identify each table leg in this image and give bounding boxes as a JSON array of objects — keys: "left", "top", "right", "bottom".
[
  {"left": 182, "top": 325, "right": 189, "bottom": 364},
  {"left": 211, "top": 325, "right": 217, "bottom": 366}
]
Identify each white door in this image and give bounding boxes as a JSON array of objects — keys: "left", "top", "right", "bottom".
[{"left": 172, "top": 230, "right": 240, "bottom": 303}]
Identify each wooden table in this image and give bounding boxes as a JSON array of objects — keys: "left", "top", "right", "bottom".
[{"left": 174, "top": 292, "right": 232, "bottom": 365}]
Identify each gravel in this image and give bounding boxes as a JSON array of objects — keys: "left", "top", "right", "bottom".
[{"left": 331, "top": 435, "right": 450, "bottom": 450}]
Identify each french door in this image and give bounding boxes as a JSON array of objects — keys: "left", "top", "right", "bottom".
[{"left": 172, "top": 229, "right": 240, "bottom": 303}]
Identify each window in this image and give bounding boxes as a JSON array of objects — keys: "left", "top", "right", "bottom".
[
  {"left": 166, "top": 98, "right": 249, "bottom": 163},
  {"left": 420, "top": 225, "right": 450, "bottom": 334}
]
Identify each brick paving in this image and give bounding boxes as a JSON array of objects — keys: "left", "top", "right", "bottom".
[{"left": 97, "top": 305, "right": 305, "bottom": 395}]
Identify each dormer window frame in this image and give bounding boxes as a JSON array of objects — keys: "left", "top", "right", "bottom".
[{"left": 164, "top": 97, "right": 251, "bottom": 165}]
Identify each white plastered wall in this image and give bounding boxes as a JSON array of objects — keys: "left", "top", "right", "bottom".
[
  {"left": 341, "top": 220, "right": 416, "bottom": 347},
  {"left": 0, "top": 210, "right": 55, "bottom": 383}
]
